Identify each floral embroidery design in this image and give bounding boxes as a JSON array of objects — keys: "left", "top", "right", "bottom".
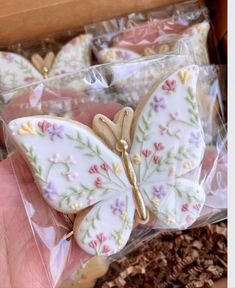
[
  {"left": 151, "top": 96, "right": 166, "bottom": 112},
  {"left": 153, "top": 185, "right": 167, "bottom": 199},
  {"left": 43, "top": 182, "right": 57, "bottom": 200},
  {"left": 48, "top": 124, "right": 64, "bottom": 140},
  {"left": 162, "top": 79, "right": 176, "bottom": 92},
  {"left": 88, "top": 233, "right": 111, "bottom": 255},
  {"left": 38, "top": 120, "right": 51, "bottom": 133},
  {"left": 189, "top": 131, "right": 203, "bottom": 148},
  {"left": 111, "top": 199, "right": 125, "bottom": 215}
]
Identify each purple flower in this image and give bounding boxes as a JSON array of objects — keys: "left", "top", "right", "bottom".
[
  {"left": 189, "top": 131, "right": 202, "bottom": 148},
  {"left": 48, "top": 124, "right": 64, "bottom": 141},
  {"left": 2, "top": 52, "right": 14, "bottom": 63},
  {"left": 43, "top": 182, "right": 57, "bottom": 200},
  {"left": 151, "top": 96, "right": 166, "bottom": 112},
  {"left": 111, "top": 199, "right": 125, "bottom": 215},
  {"left": 153, "top": 185, "right": 167, "bottom": 199}
]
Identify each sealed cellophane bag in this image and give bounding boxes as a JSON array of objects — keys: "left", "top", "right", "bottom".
[{"left": 0, "top": 29, "right": 227, "bottom": 287}]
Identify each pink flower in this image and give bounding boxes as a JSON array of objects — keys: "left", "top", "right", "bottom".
[
  {"left": 89, "top": 240, "right": 98, "bottom": 249},
  {"left": 89, "top": 165, "right": 99, "bottom": 173},
  {"left": 100, "top": 163, "right": 109, "bottom": 171},
  {"left": 66, "top": 172, "right": 78, "bottom": 182},
  {"left": 66, "top": 155, "right": 76, "bottom": 165},
  {"left": 38, "top": 120, "right": 51, "bottom": 133},
  {"left": 97, "top": 233, "right": 106, "bottom": 244},
  {"left": 87, "top": 196, "right": 95, "bottom": 205},
  {"left": 181, "top": 203, "right": 189, "bottom": 212},
  {"left": 170, "top": 112, "right": 179, "bottom": 120},
  {"left": 186, "top": 215, "right": 193, "bottom": 224},
  {"left": 102, "top": 245, "right": 111, "bottom": 254},
  {"left": 162, "top": 79, "right": 176, "bottom": 91},
  {"left": 193, "top": 203, "right": 201, "bottom": 211},
  {"left": 142, "top": 149, "right": 152, "bottom": 158},
  {"left": 24, "top": 76, "right": 36, "bottom": 83},
  {"left": 153, "top": 156, "right": 161, "bottom": 165},
  {"left": 95, "top": 177, "right": 102, "bottom": 187},
  {"left": 159, "top": 124, "right": 167, "bottom": 135},
  {"left": 154, "top": 142, "right": 164, "bottom": 151},
  {"left": 48, "top": 153, "right": 60, "bottom": 163}
]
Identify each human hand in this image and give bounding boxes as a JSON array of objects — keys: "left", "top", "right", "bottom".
[{"left": 0, "top": 92, "right": 122, "bottom": 288}]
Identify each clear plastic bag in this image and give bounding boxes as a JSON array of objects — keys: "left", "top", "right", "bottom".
[
  {"left": 85, "top": 0, "right": 216, "bottom": 66},
  {"left": 0, "top": 31, "right": 93, "bottom": 100},
  {"left": 0, "top": 52, "right": 227, "bottom": 288}
]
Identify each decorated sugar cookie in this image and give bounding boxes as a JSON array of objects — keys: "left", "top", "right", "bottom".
[
  {"left": 0, "top": 34, "right": 92, "bottom": 102},
  {"left": 8, "top": 65, "right": 205, "bottom": 256},
  {"left": 98, "top": 22, "right": 210, "bottom": 106},
  {"left": 98, "top": 22, "right": 210, "bottom": 65}
]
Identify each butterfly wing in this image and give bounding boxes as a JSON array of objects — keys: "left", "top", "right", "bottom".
[
  {"left": 0, "top": 52, "right": 42, "bottom": 96},
  {"left": 8, "top": 116, "right": 131, "bottom": 214},
  {"left": 130, "top": 65, "right": 205, "bottom": 228},
  {"left": 74, "top": 191, "right": 135, "bottom": 256},
  {"left": 49, "top": 34, "right": 92, "bottom": 76}
]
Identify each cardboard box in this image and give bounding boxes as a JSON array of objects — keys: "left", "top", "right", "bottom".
[
  {"left": 0, "top": 0, "right": 182, "bottom": 45},
  {"left": 0, "top": 1, "right": 227, "bottom": 287}
]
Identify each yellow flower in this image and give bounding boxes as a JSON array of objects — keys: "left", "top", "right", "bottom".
[
  {"left": 196, "top": 26, "right": 206, "bottom": 34},
  {"left": 117, "top": 235, "right": 125, "bottom": 246},
  {"left": 144, "top": 47, "right": 155, "bottom": 56},
  {"left": 151, "top": 196, "right": 160, "bottom": 206},
  {"left": 18, "top": 121, "right": 36, "bottom": 135},
  {"left": 120, "top": 211, "right": 127, "bottom": 221},
  {"left": 70, "top": 203, "right": 82, "bottom": 210},
  {"left": 158, "top": 44, "right": 170, "bottom": 53},
  {"left": 79, "top": 34, "right": 87, "bottom": 42},
  {"left": 178, "top": 71, "right": 192, "bottom": 84},
  {"left": 107, "top": 50, "right": 114, "bottom": 58},
  {"left": 112, "top": 163, "right": 122, "bottom": 175},
  {"left": 165, "top": 213, "right": 175, "bottom": 225},
  {"left": 183, "top": 162, "right": 193, "bottom": 170},
  {"left": 133, "top": 153, "right": 141, "bottom": 165}
]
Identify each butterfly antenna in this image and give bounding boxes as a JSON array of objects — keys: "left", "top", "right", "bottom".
[{"left": 121, "top": 109, "right": 129, "bottom": 140}]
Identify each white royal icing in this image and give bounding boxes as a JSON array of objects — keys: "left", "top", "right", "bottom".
[
  {"left": 0, "top": 34, "right": 92, "bottom": 102},
  {"left": 130, "top": 65, "right": 206, "bottom": 229},
  {"left": 8, "top": 65, "right": 206, "bottom": 255}
]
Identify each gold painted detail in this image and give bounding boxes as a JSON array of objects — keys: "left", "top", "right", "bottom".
[
  {"left": 31, "top": 52, "right": 55, "bottom": 78},
  {"left": 116, "top": 139, "right": 148, "bottom": 223}
]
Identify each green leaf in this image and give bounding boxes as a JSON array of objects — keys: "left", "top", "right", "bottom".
[
  {"left": 87, "top": 139, "right": 92, "bottom": 149},
  {"left": 80, "top": 183, "right": 89, "bottom": 190},
  {"left": 167, "top": 148, "right": 174, "bottom": 158},
  {"left": 136, "top": 135, "right": 142, "bottom": 143},
  {"left": 66, "top": 134, "right": 74, "bottom": 140},
  {"left": 77, "top": 132, "right": 81, "bottom": 140},
  {"left": 91, "top": 218, "right": 96, "bottom": 229},
  {"left": 174, "top": 155, "right": 183, "bottom": 161},
  {"left": 142, "top": 115, "right": 149, "bottom": 127},
  {"left": 96, "top": 146, "right": 101, "bottom": 156},
  {"left": 138, "top": 125, "right": 145, "bottom": 134},
  {"left": 165, "top": 159, "right": 175, "bottom": 165},
  {"left": 85, "top": 153, "right": 94, "bottom": 157}
]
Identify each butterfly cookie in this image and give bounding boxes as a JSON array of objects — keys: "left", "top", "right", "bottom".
[
  {"left": 8, "top": 65, "right": 205, "bottom": 256},
  {"left": 0, "top": 34, "right": 92, "bottom": 102}
]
